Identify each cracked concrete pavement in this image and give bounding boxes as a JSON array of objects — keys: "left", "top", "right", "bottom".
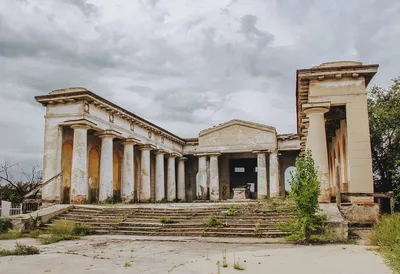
[{"left": 0, "top": 235, "right": 391, "bottom": 274}]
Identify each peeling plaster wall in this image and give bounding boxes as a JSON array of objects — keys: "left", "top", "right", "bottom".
[{"left": 308, "top": 77, "right": 374, "bottom": 200}]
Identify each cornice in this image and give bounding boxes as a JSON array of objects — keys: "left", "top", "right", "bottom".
[{"left": 35, "top": 89, "right": 186, "bottom": 145}]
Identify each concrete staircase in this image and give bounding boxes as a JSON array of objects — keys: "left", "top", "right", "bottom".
[{"left": 46, "top": 203, "right": 296, "bottom": 238}]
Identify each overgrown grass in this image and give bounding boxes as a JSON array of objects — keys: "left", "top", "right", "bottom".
[
  {"left": 38, "top": 220, "right": 93, "bottom": 244},
  {"left": 160, "top": 217, "right": 176, "bottom": 224},
  {"left": 0, "top": 229, "right": 22, "bottom": 240},
  {"left": 233, "top": 255, "right": 245, "bottom": 271},
  {"left": 0, "top": 243, "right": 40, "bottom": 256},
  {"left": 225, "top": 205, "right": 237, "bottom": 216},
  {"left": 370, "top": 213, "right": 400, "bottom": 273},
  {"left": 203, "top": 216, "right": 224, "bottom": 229}
]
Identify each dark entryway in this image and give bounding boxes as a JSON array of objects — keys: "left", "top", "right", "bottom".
[{"left": 229, "top": 158, "right": 257, "bottom": 199}]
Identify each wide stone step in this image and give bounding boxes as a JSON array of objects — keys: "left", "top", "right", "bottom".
[
  {"left": 118, "top": 222, "right": 280, "bottom": 228},
  {"left": 107, "top": 230, "right": 288, "bottom": 238}
]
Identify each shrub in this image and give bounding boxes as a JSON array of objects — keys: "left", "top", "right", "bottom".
[
  {"left": 203, "top": 216, "right": 224, "bottom": 229},
  {"left": 0, "top": 218, "right": 11, "bottom": 233},
  {"left": 370, "top": 213, "right": 400, "bottom": 273},
  {"left": 72, "top": 224, "right": 94, "bottom": 236},
  {"left": 0, "top": 243, "right": 40, "bottom": 256},
  {"left": 280, "top": 150, "right": 324, "bottom": 243}
]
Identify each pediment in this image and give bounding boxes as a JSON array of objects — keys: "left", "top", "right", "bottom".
[
  {"left": 198, "top": 119, "right": 277, "bottom": 148},
  {"left": 199, "top": 119, "right": 276, "bottom": 137}
]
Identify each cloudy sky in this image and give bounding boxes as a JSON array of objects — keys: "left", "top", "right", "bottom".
[{"left": 0, "top": 0, "right": 399, "bottom": 174}]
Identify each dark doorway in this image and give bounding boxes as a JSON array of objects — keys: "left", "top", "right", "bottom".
[{"left": 229, "top": 158, "right": 257, "bottom": 199}]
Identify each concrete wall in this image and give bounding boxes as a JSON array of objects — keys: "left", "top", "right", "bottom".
[{"left": 308, "top": 76, "right": 374, "bottom": 198}]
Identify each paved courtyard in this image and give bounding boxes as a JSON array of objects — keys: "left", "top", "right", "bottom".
[{"left": 0, "top": 236, "right": 391, "bottom": 274}]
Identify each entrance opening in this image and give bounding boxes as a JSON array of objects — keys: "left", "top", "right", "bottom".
[{"left": 229, "top": 158, "right": 257, "bottom": 199}]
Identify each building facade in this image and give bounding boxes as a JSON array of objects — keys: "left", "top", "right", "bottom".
[{"left": 35, "top": 61, "right": 378, "bottom": 204}]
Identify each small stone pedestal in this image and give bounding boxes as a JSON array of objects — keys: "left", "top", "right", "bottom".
[{"left": 232, "top": 185, "right": 250, "bottom": 200}]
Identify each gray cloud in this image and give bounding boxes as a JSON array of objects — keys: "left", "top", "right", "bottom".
[{"left": 0, "top": 0, "right": 399, "bottom": 173}]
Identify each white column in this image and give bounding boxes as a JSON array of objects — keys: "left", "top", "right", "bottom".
[
  {"left": 121, "top": 138, "right": 138, "bottom": 202},
  {"left": 177, "top": 157, "right": 187, "bottom": 201},
  {"left": 304, "top": 104, "right": 330, "bottom": 203},
  {"left": 197, "top": 155, "right": 208, "bottom": 200},
  {"left": 269, "top": 151, "right": 280, "bottom": 198},
  {"left": 70, "top": 124, "right": 90, "bottom": 204},
  {"left": 42, "top": 120, "right": 62, "bottom": 201},
  {"left": 167, "top": 155, "right": 177, "bottom": 201},
  {"left": 209, "top": 153, "right": 220, "bottom": 201},
  {"left": 254, "top": 151, "right": 267, "bottom": 199},
  {"left": 140, "top": 146, "right": 152, "bottom": 202},
  {"left": 99, "top": 133, "right": 115, "bottom": 201},
  {"left": 55, "top": 125, "right": 63, "bottom": 200},
  {"left": 155, "top": 150, "right": 166, "bottom": 201}
]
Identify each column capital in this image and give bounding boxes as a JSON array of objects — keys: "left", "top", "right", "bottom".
[
  {"left": 139, "top": 144, "right": 157, "bottom": 151},
  {"left": 179, "top": 157, "right": 188, "bottom": 161},
  {"left": 303, "top": 102, "right": 330, "bottom": 115},
  {"left": 96, "top": 129, "right": 120, "bottom": 139},
  {"left": 122, "top": 137, "right": 141, "bottom": 145},
  {"left": 64, "top": 118, "right": 96, "bottom": 129},
  {"left": 166, "top": 152, "right": 181, "bottom": 158},
  {"left": 70, "top": 124, "right": 91, "bottom": 130},
  {"left": 155, "top": 148, "right": 168, "bottom": 154}
]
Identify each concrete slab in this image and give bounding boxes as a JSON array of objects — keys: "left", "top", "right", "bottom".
[{"left": 0, "top": 236, "right": 390, "bottom": 274}]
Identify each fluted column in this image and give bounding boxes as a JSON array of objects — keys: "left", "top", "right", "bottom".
[
  {"left": 269, "top": 151, "right": 280, "bottom": 198},
  {"left": 304, "top": 103, "right": 330, "bottom": 203},
  {"left": 177, "top": 157, "right": 187, "bottom": 201},
  {"left": 197, "top": 155, "right": 208, "bottom": 200},
  {"left": 167, "top": 154, "right": 177, "bottom": 201},
  {"left": 70, "top": 124, "right": 90, "bottom": 204},
  {"left": 140, "top": 145, "right": 153, "bottom": 202},
  {"left": 254, "top": 151, "right": 268, "bottom": 199},
  {"left": 98, "top": 132, "right": 116, "bottom": 202},
  {"left": 121, "top": 138, "right": 140, "bottom": 202},
  {"left": 209, "top": 153, "right": 221, "bottom": 201},
  {"left": 155, "top": 150, "right": 166, "bottom": 201}
]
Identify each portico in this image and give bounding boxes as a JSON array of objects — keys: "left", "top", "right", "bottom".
[{"left": 35, "top": 60, "right": 379, "bottom": 205}]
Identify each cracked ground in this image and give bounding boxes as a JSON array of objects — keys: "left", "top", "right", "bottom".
[{"left": 0, "top": 235, "right": 391, "bottom": 274}]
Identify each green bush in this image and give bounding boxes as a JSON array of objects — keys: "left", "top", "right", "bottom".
[
  {"left": 0, "top": 243, "right": 40, "bottom": 256},
  {"left": 0, "top": 218, "right": 11, "bottom": 233},
  {"left": 370, "top": 213, "right": 400, "bottom": 273},
  {"left": 280, "top": 150, "right": 324, "bottom": 243},
  {"left": 203, "top": 216, "right": 224, "bottom": 229},
  {"left": 72, "top": 224, "right": 94, "bottom": 236}
]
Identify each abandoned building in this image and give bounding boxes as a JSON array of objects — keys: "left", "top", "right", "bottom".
[{"left": 35, "top": 61, "right": 378, "bottom": 205}]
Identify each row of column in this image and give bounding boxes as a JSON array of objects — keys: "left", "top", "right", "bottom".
[
  {"left": 196, "top": 151, "right": 280, "bottom": 201},
  {"left": 69, "top": 124, "right": 186, "bottom": 203}
]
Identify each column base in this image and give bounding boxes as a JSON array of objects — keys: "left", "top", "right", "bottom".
[
  {"left": 70, "top": 196, "right": 87, "bottom": 204},
  {"left": 318, "top": 189, "right": 331, "bottom": 203}
]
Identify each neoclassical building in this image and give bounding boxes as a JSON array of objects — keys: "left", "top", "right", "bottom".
[{"left": 35, "top": 61, "right": 378, "bottom": 204}]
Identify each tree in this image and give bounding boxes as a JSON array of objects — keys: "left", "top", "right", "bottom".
[
  {"left": 368, "top": 78, "right": 400, "bottom": 205},
  {"left": 280, "top": 149, "right": 323, "bottom": 242},
  {"left": 0, "top": 159, "right": 42, "bottom": 203}
]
